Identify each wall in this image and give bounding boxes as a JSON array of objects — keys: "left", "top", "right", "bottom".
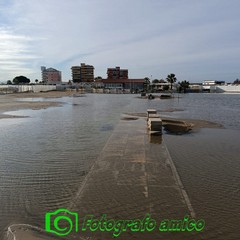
[
  {"left": 216, "top": 85, "right": 240, "bottom": 93},
  {"left": 0, "top": 85, "right": 57, "bottom": 93}
]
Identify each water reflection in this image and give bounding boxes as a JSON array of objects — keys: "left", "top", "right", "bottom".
[{"left": 148, "top": 132, "right": 163, "bottom": 144}]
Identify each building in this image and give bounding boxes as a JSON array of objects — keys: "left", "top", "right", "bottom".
[
  {"left": 71, "top": 66, "right": 81, "bottom": 82},
  {"left": 107, "top": 66, "right": 128, "bottom": 79},
  {"left": 189, "top": 83, "right": 203, "bottom": 93},
  {"left": 202, "top": 80, "right": 225, "bottom": 92},
  {"left": 203, "top": 80, "right": 225, "bottom": 85},
  {"left": 94, "top": 66, "right": 144, "bottom": 91},
  {"left": 92, "top": 66, "right": 143, "bottom": 91},
  {"left": 151, "top": 81, "right": 171, "bottom": 92},
  {"left": 41, "top": 66, "right": 62, "bottom": 84},
  {"left": 96, "top": 78, "right": 144, "bottom": 91},
  {"left": 71, "top": 63, "right": 94, "bottom": 83}
]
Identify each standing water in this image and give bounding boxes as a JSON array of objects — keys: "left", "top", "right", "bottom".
[{"left": 0, "top": 93, "right": 239, "bottom": 240}]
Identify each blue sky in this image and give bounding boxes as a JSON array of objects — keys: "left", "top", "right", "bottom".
[{"left": 1, "top": 0, "right": 240, "bottom": 83}]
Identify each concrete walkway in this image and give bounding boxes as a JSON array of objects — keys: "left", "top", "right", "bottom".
[{"left": 71, "top": 117, "right": 203, "bottom": 240}]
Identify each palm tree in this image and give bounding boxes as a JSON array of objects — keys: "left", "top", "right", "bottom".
[
  {"left": 94, "top": 76, "right": 102, "bottom": 80},
  {"left": 166, "top": 73, "right": 177, "bottom": 90},
  {"left": 233, "top": 78, "right": 240, "bottom": 85},
  {"left": 179, "top": 80, "right": 190, "bottom": 93},
  {"left": 144, "top": 77, "right": 150, "bottom": 92}
]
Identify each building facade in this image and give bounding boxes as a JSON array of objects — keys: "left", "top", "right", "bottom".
[
  {"left": 71, "top": 66, "right": 81, "bottom": 82},
  {"left": 202, "top": 80, "right": 225, "bottom": 92},
  {"left": 93, "top": 66, "right": 144, "bottom": 91},
  {"left": 41, "top": 66, "right": 62, "bottom": 84},
  {"left": 71, "top": 63, "right": 94, "bottom": 82},
  {"left": 107, "top": 66, "right": 128, "bottom": 79},
  {"left": 99, "top": 79, "right": 145, "bottom": 90}
]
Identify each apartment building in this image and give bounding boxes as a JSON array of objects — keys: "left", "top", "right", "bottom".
[
  {"left": 107, "top": 66, "right": 128, "bottom": 79},
  {"left": 71, "top": 63, "right": 94, "bottom": 82},
  {"left": 41, "top": 66, "right": 62, "bottom": 84},
  {"left": 71, "top": 66, "right": 81, "bottom": 82},
  {"left": 94, "top": 66, "right": 144, "bottom": 91}
]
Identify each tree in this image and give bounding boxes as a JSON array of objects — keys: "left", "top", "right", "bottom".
[
  {"left": 159, "top": 79, "right": 166, "bottom": 83},
  {"left": 94, "top": 76, "right": 103, "bottom": 80},
  {"left": 35, "top": 79, "right": 38, "bottom": 84},
  {"left": 7, "top": 80, "right": 12, "bottom": 85},
  {"left": 233, "top": 78, "right": 240, "bottom": 85},
  {"left": 13, "top": 76, "right": 30, "bottom": 85},
  {"left": 179, "top": 80, "right": 190, "bottom": 93},
  {"left": 152, "top": 79, "right": 159, "bottom": 83},
  {"left": 144, "top": 77, "right": 150, "bottom": 92},
  {"left": 166, "top": 73, "right": 177, "bottom": 90}
]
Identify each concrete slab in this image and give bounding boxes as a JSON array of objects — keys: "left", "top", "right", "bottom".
[{"left": 147, "top": 109, "right": 157, "bottom": 118}]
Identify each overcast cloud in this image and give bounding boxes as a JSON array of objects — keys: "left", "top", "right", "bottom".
[{"left": 1, "top": 0, "right": 240, "bottom": 82}]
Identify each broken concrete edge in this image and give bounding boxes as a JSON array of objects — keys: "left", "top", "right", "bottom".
[
  {"left": 163, "top": 140, "right": 196, "bottom": 218},
  {"left": 148, "top": 118, "right": 163, "bottom": 133},
  {"left": 146, "top": 109, "right": 192, "bottom": 134}
]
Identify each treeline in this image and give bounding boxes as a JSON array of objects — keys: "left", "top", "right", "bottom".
[{"left": 7, "top": 76, "right": 30, "bottom": 85}]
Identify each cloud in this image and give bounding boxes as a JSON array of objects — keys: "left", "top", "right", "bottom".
[
  {"left": 0, "top": 1, "right": 47, "bottom": 81},
  {"left": 1, "top": 0, "right": 240, "bottom": 82},
  {"left": 0, "top": 27, "right": 41, "bottom": 80}
]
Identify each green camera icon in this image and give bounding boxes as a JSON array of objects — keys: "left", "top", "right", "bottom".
[{"left": 45, "top": 208, "right": 78, "bottom": 236}]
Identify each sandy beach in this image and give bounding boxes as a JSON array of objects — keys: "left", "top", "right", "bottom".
[{"left": 0, "top": 91, "right": 74, "bottom": 119}]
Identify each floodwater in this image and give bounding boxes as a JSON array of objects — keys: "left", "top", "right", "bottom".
[{"left": 0, "top": 93, "right": 239, "bottom": 240}]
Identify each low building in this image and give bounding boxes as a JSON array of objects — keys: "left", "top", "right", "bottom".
[
  {"left": 189, "top": 83, "right": 203, "bottom": 93},
  {"left": 202, "top": 80, "right": 225, "bottom": 92},
  {"left": 95, "top": 78, "right": 145, "bottom": 91},
  {"left": 151, "top": 82, "right": 171, "bottom": 91},
  {"left": 41, "top": 66, "right": 62, "bottom": 84},
  {"left": 203, "top": 80, "right": 225, "bottom": 85}
]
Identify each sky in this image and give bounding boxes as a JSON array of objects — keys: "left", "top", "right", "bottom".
[{"left": 1, "top": 0, "right": 240, "bottom": 83}]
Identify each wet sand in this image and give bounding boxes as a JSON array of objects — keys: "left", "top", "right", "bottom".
[
  {"left": 7, "top": 90, "right": 76, "bottom": 99},
  {"left": 0, "top": 91, "right": 73, "bottom": 119},
  {"left": 6, "top": 224, "right": 60, "bottom": 240},
  {"left": 124, "top": 112, "right": 223, "bottom": 129}
]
